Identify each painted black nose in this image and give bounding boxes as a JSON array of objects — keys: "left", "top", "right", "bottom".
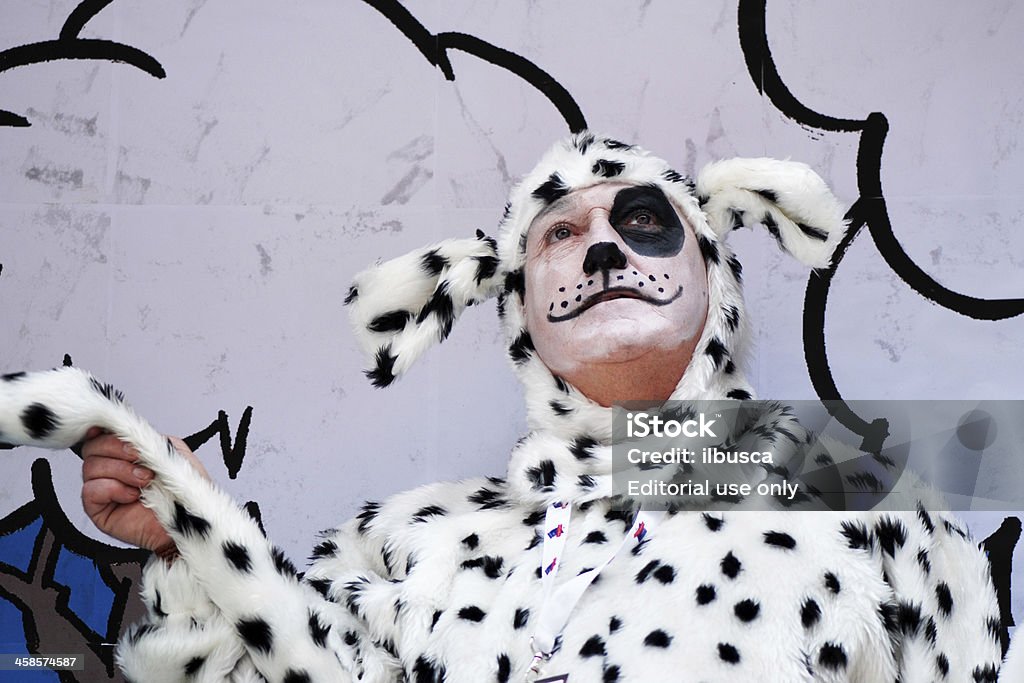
[{"left": 583, "top": 242, "right": 627, "bottom": 276}]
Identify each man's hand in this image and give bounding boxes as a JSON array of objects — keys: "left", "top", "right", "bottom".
[{"left": 81, "top": 429, "right": 210, "bottom": 555}]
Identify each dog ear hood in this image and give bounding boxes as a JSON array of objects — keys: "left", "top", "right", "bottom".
[
  {"left": 346, "top": 132, "right": 848, "bottom": 416},
  {"left": 346, "top": 231, "right": 502, "bottom": 387},
  {"left": 696, "top": 157, "right": 848, "bottom": 269}
]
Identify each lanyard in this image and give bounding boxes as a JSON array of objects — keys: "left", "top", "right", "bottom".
[{"left": 528, "top": 502, "right": 664, "bottom": 679}]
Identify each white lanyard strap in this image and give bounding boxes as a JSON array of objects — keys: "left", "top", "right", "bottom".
[{"left": 529, "top": 503, "right": 663, "bottom": 678}]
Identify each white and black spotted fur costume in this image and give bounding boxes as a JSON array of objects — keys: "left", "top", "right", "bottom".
[{"left": 1, "top": 133, "right": 1019, "bottom": 682}]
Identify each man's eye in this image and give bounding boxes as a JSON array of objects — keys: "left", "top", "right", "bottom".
[
  {"left": 626, "top": 210, "right": 660, "bottom": 228},
  {"left": 549, "top": 226, "right": 572, "bottom": 242}
]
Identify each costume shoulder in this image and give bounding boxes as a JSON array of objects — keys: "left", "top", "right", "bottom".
[{"left": 868, "top": 505, "right": 1003, "bottom": 680}]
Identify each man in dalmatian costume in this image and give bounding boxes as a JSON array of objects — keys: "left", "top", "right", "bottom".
[{"left": 1, "top": 133, "right": 1020, "bottom": 682}]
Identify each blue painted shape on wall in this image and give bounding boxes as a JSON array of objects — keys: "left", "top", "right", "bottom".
[
  {"left": 0, "top": 598, "right": 59, "bottom": 683},
  {"left": 53, "top": 547, "right": 114, "bottom": 637},
  {"left": 0, "top": 516, "right": 41, "bottom": 574}
]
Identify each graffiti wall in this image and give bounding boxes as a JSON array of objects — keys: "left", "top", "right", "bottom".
[{"left": 1, "top": 1, "right": 1022, "bottom": 679}]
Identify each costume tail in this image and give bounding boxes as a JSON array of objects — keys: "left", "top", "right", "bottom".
[{"left": 0, "top": 367, "right": 354, "bottom": 681}]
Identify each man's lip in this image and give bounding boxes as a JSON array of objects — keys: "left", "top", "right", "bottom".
[{"left": 546, "top": 285, "right": 684, "bottom": 322}]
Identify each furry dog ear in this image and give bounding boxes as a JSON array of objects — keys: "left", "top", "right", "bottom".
[
  {"left": 346, "top": 231, "right": 503, "bottom": 387},
  {"left": 696, "top": 158, "right": 848, "bottom": 269}
]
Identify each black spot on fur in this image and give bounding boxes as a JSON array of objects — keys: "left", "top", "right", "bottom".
[
  {"left": 754, "top": 188, "right": 778, "bottom": 203},
  {"left": 726, "top": 253, "right": 743, "bottom": 282},
  {"left": 704, "top": 338, "right": 728, "bottom": 369},
  {"left": 503, "top": 267, "right": 525, "bottom": 299},
  {"left": 508, "top": 331, "right": 534, "bottom": 364},
  {"left": 936, "top": 652, "right": 949, "bottom": 677},
  {"left": 523, "top": 509, "right": 545, "bottom": 527},
  {"left": 473, "top": 254, "right": 499, "bottom": 285},
  {"left": 2, "top": 372, "right": 26, "bottom": 381},
  {"left": 21, "top": 403, "right": 59, "bottom": 439},
  {"left": 457, "top": 605, "right": 486, "bottom": 622},
  {"left": 461, "top": 533, "right": 479, "bottom": 549},
  {"left": 222, "top": 541, "right": 252, "bottom": 572},
  {"left": 549, "top": 400, "right": 572, "bottom": 416},
  {"left": 89, "top": 377, "right": 124, "bottom": 402},
  {"left": 840, "top": 520, "right": 875, "bottom": 551},
  {"left": 496, "top": 653, "right": 511, "bottom": 683},
  {"left": 307, "top": 578, "right": 332, "bottom": 600},
  {"left": 917, "top": 503, "right": 936, "bottom": 534},
  {"left": 721, "top": 552, "right": 741, "bottom": 579},
  {"left": 801, "top": 598, "right": 821, "bottom": 628},
  {"left": 526, "top": 459, "right": 556, "bottom": 489},
  {"left": 575, "top": 132, "right": 595, "bottom": 154},
  {"left": 846, "top": 471, "right": 884, "bottom": 493},
  {"left": 592, "top": 159, "right": 625, "bottom": 177},
  {"left": 697, "top": 234, "right": 720, "bottom": 265},
  {"left": 696, "top": 584, "right": 717, "bottom": 605},
  {"left": 366, "top": 345, "right": 397, "bottom": 388},
  {"left": 411, "top": 505, "right": 447, "bottom": 523},
  {"left": 935, "top": 582, "right": 954, "bottom": 617},
  {"left": 580, "top": 635, "right": 607, "bottom": 657},
  {"left": 421, "top": 249, "right": 448, "bottom": 275},
  {"left": 308, "top": 610, "right": 330, "bottom": 648},
  {"left": 917, "top": 547, "right": 931, "bottom": 575},
  {"left": 583, "top": 530, "right": 607, "bottom": 544},
  {"left": 343, "top": 286, "right": 358, "bottom": 304},
  {"left": 173, "top": 502, "right": 210, "bottom": 539},
  {"left": 283, "top": 671, "right": 311, "bottom": 683},
  {"left": 468, "top": 486, "right": 508, "bottom": 510},
  {"left": 734, "top": 599, "right": 760, "bottom": 622},
  {"left": 644, "top": 630, "right": 672, "bottom": 648},
  {"left": 344, "top": 630, "right": 359, "bottom": 646},
  {"left": 609, "top": 616, "right": 622, "bottom": 633},
  {"left": 824, "top": 571, "right": 841, "bottom": 594},
  {"left": 513, "top": 607, "right": 529, "bottom": 629},
  {"left": 897, "top": 601, "right": 922, "bottom": 636},
  {"left": 416, "top": 284, "right": 456, "bottom": 340},
  {"left": 762, "top": 212, "right": 782, "bottom": 243},
  {"left": 356, "top": 501, "right": 380, "bottom": 534},
  {"left": 413, "top": 655, "right": 446, "bottom": 683},
  {"left": 763, "top": 530, "right": 797, "bottom": 550},
  {"left": 310, "top": 539, "right": 337, "bottom": 560},
  {"left": 577, "top": 473, "right": 596, "bottom": 489},
  {"left": 875, "top": 516, "right": 907, "bottom": 557},
  {"left": 723, "top": 304, "right": 740, "bottom": 332},
  {"left": 818, "top": 643, "right": 848, "bottom": 671},
  {"left": 184, "top": 656, "right": 205, "bottom": 676},
  {"left": 571, "top": 436, "right": 598, "bottom": 460},
  {"left": 635, "top": 560, "right": 659, "bottom": 584},
  {"left": 718, "top": 643, "right": 741, "bottom": 664},
  {"left": 532, "top": 172, "right": 570, "bottom": 204},
  {"left": 653, "top": 564, "right": 675, "bottom": 584},
  {"left": 662, "top": 169, "right": 689, "bottom": 184},
  {"left": 702, "top": 513, "right": 724, "bottom": 531},
  {"left": 368, "top": 310, "right": 412, "bottom": 333},
  {"left": 271, "top": 546, "right": 299, "bottom": 579},
  {"left": 798, "top": 222, "right": 829, "bottom": 241},
  {"left": 973, "top": 664, "right": 999, "bottom": 682},
  {"left": 236, "top": 617, "right": 274, "bottom": 653},
  {"left": 726, "top": 388, "right": 752, "bottom": 400},
  {"left": 460, "top": 555, "right": 505, "bottom": 579}
]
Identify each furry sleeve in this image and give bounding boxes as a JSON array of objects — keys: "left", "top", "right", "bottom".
[
  {"left": 0, "top": 368, "right": 356, "bottom": 682},
  {"left": 874, "top": 507, "right": 1003, "bottom": 682},
  {"left": 117, "top": 557, "right": 251, "bottom": 682}
]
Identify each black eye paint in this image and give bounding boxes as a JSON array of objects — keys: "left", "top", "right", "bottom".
[{"left": 608, "top": 185, "right": 684, "bottom": 257}]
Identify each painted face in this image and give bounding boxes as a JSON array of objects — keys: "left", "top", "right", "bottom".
[{"left": 523, "top": 182, "right": 709, "bottom": 378}]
